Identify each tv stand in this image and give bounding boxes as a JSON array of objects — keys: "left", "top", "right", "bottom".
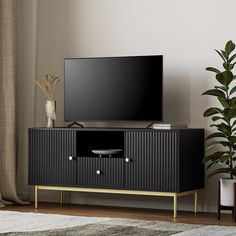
[
  {"left": 28, "top": 127, "right": 204, "bottom": 218},
  {"left": 67, "top": 122, "right": 84, "bottom": 128}
]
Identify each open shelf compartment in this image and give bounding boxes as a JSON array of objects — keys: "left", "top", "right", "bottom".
[{"left": 76, "top": 131, "right": 124, "bottom": 158}]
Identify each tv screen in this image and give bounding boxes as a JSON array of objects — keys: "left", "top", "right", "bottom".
[{"left": 64, "top": 55, "right": 163, "bottom": 122}]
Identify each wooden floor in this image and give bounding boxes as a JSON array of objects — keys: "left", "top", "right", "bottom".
[{"left": 1, "top": 202, "right": 236, "bottom": 226}]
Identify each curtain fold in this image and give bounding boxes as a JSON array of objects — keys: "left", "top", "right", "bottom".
[{"left": 0, "top": 0, "right": 28, "bottom": 206}]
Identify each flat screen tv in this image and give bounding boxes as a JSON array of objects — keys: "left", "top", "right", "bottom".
[{"left": 64, "top": 55, "right": 163, "bottom": 122}]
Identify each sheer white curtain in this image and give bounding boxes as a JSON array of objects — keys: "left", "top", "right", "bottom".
[{"left": 0, "top": 0, "right": 27, "bottom": 207}]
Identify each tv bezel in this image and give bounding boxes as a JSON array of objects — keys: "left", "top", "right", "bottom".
[{"left": 64, "top": 55, "right": 163, "bottom": 123}]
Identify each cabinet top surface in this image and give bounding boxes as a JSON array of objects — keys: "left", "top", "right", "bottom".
[{"left": 29, "top": 127, "right": 204, "bottom": 132}]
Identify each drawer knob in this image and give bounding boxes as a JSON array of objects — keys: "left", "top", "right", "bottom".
[
  {"left": 96, "top": 169, "right": 101, "bottom": 175},
  {"left": 125, "top": 157, "right": 130, "bottom": 163},
  {"left": 68, "top": 156, "right": 73, "bottom": 161}
]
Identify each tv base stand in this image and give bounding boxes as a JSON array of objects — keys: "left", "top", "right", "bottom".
[
  {"left": 147, "top": 122, "right": 155, "bottom": 128},
  {"left": 34, "top": 185, "right": 199, "bottom": 218},
  {"left": 67, "top": 122, "right": 84, "bottom": 128}
]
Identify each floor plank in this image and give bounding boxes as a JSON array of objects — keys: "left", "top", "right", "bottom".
[{"left": 1, "top": 202, "right": 236, "bottom": 226}]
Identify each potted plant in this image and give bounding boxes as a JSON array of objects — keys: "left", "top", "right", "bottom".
[
  {"left": 35, "top": 74, "right": 61, "bottom": 128},
  {"left": 203, "top": 40, "right": 236, "bottom": 207}
]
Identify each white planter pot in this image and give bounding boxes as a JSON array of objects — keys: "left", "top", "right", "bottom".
[{"left": 220, "top": 178, "right": 236, "bottom": 206}]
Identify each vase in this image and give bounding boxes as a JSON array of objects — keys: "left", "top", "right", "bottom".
[
  {"left": 45, "top": 100, "right": 56, "bottom": 128},
  {"left": 220, "top": 178, "right": 236, "bottom": 206}
]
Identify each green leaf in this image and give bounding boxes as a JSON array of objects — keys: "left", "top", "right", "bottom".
[
  {"left": 225, "top": 40, "right": 235, "bottom": 56},
  {"left": 218, "top": 154, "right": 232, "bottom": 163},
  {"left": 223, "top": 62, "right": 228, "bottom": 70},
  {"left": 203, "top": 108, "right": 222, "bottom": 117},
  {"left": 216, "top": 73, "right": 226, "bottom": 85},
  {"left": 216, "top": 71, "right": 233, "bottom": 87},
  {"left": 232, "top": 127, "right": 236, "bottom": 133},
  {"left": 228, "top": 136, "right": 236, "bottom": 144},
  {"left": 221, "top": 50, "right": 228, "bottom": 59},
  {"left": 230, "top": 97, "right": 236, "bottom": 106},
  {"left": 206, "top": 67, "right": 221, "bottom": 73},
  {"left": 219, "top": 123, "right": 231, "bottom": 133},
  {"left": 222, "top": 71, "right": 234, "bottom": 86},
  {"left": 212, "top": 116, "right": 222, "bottom": 121},
  {"left": 212, "top": 116, "right": 228, "bottom": 123},
  {"left": 228, "top": 64, "right": 234, "bottom": 71},
  {"left": 230, "top": 86, "right": 236, "bottom": 95},
  {"left": 203, "top": 152, "right": 224, "bottom": 163},
  {"left": 228, "top": 53, "right": 236, "bottom": 63},
  {"left": 219, "top": 141, "right": 231, "bottom": 146},
  {"left": 215, "top": 86, "right": 227, "bottom": 92},
  {"left": 202, "top": 89, "right": 225, "bottom": 98},
  {"left": 215, "top": 49, "right": 226, "bottom": 62},
  {"left": 223, "top": 108, "right": 230, "bottom": 120},
  {"left": 206, "top": 162, "right": 214, "bottom": 170},
  {"left": 206, "top": 132, "right": 225, "bottom": 140},
  {"left": 218, "top": 97, "right": 229, "bottom": 108},
  {"left": 229, "top": 106, "right": 236, "bottom": 119},
  {"left": 213, "top": 123, "right": 231, "bottom": 135},
  {"left": 232, "top": 120, "right": 236, "bottom": 126}
]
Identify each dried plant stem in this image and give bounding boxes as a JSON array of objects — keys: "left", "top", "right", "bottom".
[{"left": 35, "top": 74, "right": 61, "bottom": 100}]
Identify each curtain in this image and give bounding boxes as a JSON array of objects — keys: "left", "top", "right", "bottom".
[{"left": 0, "top": 0, "right": 27, "bottom": 207}]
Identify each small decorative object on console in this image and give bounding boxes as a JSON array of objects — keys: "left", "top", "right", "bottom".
[
  {"left": 91, "top": 149, "right": 123, "bottom": 157},
  {"left": 45, "top": 100, "right": 56, "bottom": 128},
  {"left": 152, "top": 123, "right": 188, "bottom": 130},
  {"left": 35, "top": 74, "right": 61, "bottom": 128}
]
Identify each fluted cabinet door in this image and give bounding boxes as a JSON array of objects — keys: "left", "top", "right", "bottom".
[
  {"left": 28, "top": 129, "right": 77, "bottom": 186},
  {"left": 125, "top": 131, "right": 179, "bottom": 192}
]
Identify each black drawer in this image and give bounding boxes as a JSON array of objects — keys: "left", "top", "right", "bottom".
[{"left": 77, "top": 157, "right": 124, "bottom": 189}]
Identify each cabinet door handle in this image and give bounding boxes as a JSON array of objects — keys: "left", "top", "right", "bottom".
[
  {"left": 68, "top": 156, "right": 74, "bottom": 161},
  {"left": 96, "top": 169, "right": 101, "bottom": 175},
  {"left": 125, "top": 157, "right": 130, "bottom": 163}
]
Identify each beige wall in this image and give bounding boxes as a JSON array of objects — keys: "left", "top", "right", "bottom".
[{"left": 16, "top": 0, "right": 236, "bottom": 212}]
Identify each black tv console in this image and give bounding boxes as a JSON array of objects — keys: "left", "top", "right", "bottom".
[{"left": 28, "top": 127, "right": 204, "bottom": 218}]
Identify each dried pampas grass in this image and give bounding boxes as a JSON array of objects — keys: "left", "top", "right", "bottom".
[{"left": 35, "top": 74, "right": 61, "bottom": 100}]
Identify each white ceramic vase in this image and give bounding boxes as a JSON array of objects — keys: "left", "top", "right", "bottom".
[
  {"left": 45, "top": 100, "right": 56, "bottom": 128},
  {"left": 220, "top": 178, "right": 236, "bottom": 206}
]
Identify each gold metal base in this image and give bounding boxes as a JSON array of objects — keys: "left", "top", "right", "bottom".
[
  {"left": 34, "top": 185, "right": 199, "bottom": 218},
  {"left": 60, "top": 190, "right": 63, "bottom": 205}
]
